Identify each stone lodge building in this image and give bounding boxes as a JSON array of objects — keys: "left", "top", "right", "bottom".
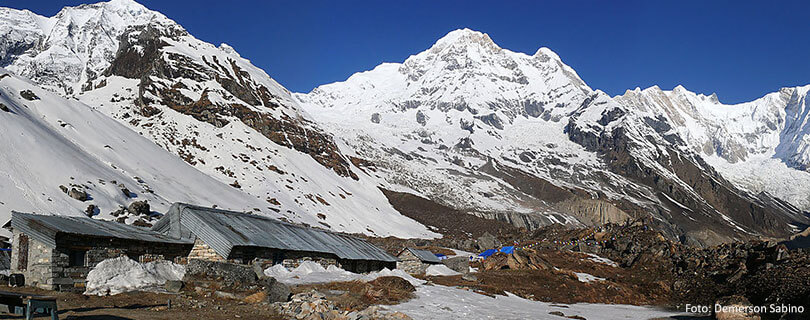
[
  {"left": 396, "top": 247, "right": 441, "bottom": 274},
  {"left": 7, "top": 211, "right": 193, "bottom": 291},
  {"left": 151, "top": 203, "right": 398, "bottom": 272}
]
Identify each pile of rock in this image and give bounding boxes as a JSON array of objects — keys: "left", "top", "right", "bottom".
[
  {"left": 482, "top": 248, "right": 553, "bottom": 271},
  {"left": 272, "top": 290, "right": 411, "bottom": 320},
  {"left": 183, "top": 259, "right": 291, "bottom": 303}
]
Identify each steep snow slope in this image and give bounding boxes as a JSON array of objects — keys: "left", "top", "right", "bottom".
[
  {"left": 0, "top": 0, "right": 436, "bottom": 239},
  {"left": 297, "top": 29, "right": 809, "bottom": 244},
  {"left": 0, "top": 69, "right": 272, "bottom": 225}
]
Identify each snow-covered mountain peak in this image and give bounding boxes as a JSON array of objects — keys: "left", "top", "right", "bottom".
[
  {"left": 427, "top": 28, "right": 501, "bottom": 55},
  {"left": 299, "top": 28, "right": 594, "bottom": 130},
  {"left": 0, "top": 0, "right": 181, "bottom": 95}
]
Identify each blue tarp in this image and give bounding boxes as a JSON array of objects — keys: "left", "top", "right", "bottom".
[
  {"left": 435, "top": 253, "right": 448, "bottom": 260},
  {"left": 478, "top": 249, "right": 497, "bottom": 258},
  {"left": 500, "top": 246, "right": 515, "bottom": 254}
]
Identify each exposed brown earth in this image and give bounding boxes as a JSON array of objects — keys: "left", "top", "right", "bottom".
[
  {"left": 380, "top": 188, "right": 521, "bottom": 239},
  {"left": 429, "top": 248, "right": 672, "bottom": 306},
  {"left": 0, "top": 284, "right": 283, "bottom": 320}
]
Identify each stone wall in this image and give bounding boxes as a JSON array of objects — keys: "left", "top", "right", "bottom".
[
  {"left": 188, "top": 243, "right": 393, "bottom": 273},
  {"left": 11, "top": 232, "right": 54, "bottom": 290},
  {"left": 11, "top": 231, "right": 192, "bottom": 291},
  {"left": 188, "top": 239, "right": 225, "bottom": 262},
  {"left": 396, "top": 249, "right": 430, "bottom": 274},
  {"left": 229, "top": 246, "right": 339, "bottom": 270}
]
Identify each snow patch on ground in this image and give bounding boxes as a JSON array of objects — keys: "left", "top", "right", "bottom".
[
  {"left": 263, "top": 261, "right": 688, "bottom": 319},
  {"left": 425, "top": 265, "right": 460, "bottom": 276},
  {"left": 585, "top": 253, "right": 619, "bottom": 267},
  {"left": 263, "top": 262, "right": 424, "bottom": 286},
  {"left": 574, "top": 272, "right": 605, "bottom": 283},
  {"left": 387, "top": 284, "right": 686, "bottom": 320},
  {"left": 84, "top": 257, "right": 185, "bottom": 296}
]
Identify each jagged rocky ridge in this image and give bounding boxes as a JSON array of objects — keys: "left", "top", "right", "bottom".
[
  {"left": 0, "top": 0, "right": 436, "bottom": 238},
  {"left": 296, "top": 29, "right": 810, "bottom": 245}
]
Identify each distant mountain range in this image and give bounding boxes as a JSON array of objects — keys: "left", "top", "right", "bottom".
[{"left": 1, "top": 1, "right": 808, "bottom": 245}]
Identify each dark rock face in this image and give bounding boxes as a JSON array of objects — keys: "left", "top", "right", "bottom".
[
  {"left": 459, "top": 118, "right": 474, "bottom": 133},
  {"left": 475, "top": 113, "right": 504, "bottom": 130},
  {"left": 597, "top": 107, "right": 625, "bottom": 126},
  {"left": 565, "top": 111, "right": 808, "bottom": 245},
  {"left": 523, "top": 100, "right": 545, "bottom": 118},
  {"left": 103, "top": 23, "right": 357, "bottom": 179},
  {"left": 415, "top": 110, "right": 428, "bottom": 126}
]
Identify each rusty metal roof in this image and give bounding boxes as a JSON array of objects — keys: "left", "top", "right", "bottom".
[
  {"left": 10, "top": 211, "right": 193, "bottom": 248},
  {"left": 402, "top": 247, "right": 442, "bottom": 264},
  {"left": 152, "top": 203, "right": 398, "bottom": 262}
]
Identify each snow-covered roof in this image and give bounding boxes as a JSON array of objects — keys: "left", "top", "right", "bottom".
[
  {"left": 9, "top": 211, "right": 193, "bottom": 248},
  {"left": 152, "top": 203, "right": 398, "bottom": 262}
]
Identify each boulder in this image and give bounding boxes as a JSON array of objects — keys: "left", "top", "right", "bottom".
[
  {"left": 110, "top": 206, "right": 126, "bottom": 217},
  {"left": 214, "top": 291, "right": 238, "bottom": 300},
  {"left": 252, "top": 261, "right": 266, "bottom": 280},
  {"left": 127, "top": 200, "right": 150, "bottom": 216},
  {"left": 85, "top": 204, "right": 98, "bottom": 217},
  {"left": 714, "top": 295, "right": 761, "bottom": 320},
  {"left": 68, "top": 188, "right": 88, "bottom": 201},
  {"left": 119, "top": 184, "right": 133, "bottom": 198},
  {"left": 0, "top": 103, "right": 9, "bottom": 112},
  {"left": 368, "top": 276, "right": 415, "bottom": 293},
  {"left": 263, "top": 277, "right": 291, "bottom": 303},
  {"left": 461, "top": 273, "right": 478, "bottom": 282},
  {"left": 442, "top": 256, "right": 469, "bottom": 273},
  {"left": 20, "top": 90, "right": 39, "bottom": 101},
  {"left": 164, "top": 280, "right": 184, "bottom": 293},
  {"left": 243, "top": 291, "right": 266, "bottom": 303},
  {"left": 477, "top": 232, "right": 500, "bottom": 250}
]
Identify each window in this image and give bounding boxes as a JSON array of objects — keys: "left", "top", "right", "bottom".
[{"left": 68, "top": 250, "right": 86, "bottom": 267}]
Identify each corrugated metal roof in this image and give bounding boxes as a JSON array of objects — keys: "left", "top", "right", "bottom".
[
  {"left": 10, "top": 211, "right": 193, "bottom": 248},
  {"left": 153, "top": 203, "right": 398, "bottom": 262},
  {"left": 403, "top": 247, "right": 442, "bottom": 263}
]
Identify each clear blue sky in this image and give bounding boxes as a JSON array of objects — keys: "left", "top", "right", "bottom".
[{"left": 6, "top": 0, "right": 810, "bottom": 103}]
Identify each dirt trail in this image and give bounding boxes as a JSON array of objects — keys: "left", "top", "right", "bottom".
[{"left": 0, "top": 285, "right": 282, "bottom": 320}]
